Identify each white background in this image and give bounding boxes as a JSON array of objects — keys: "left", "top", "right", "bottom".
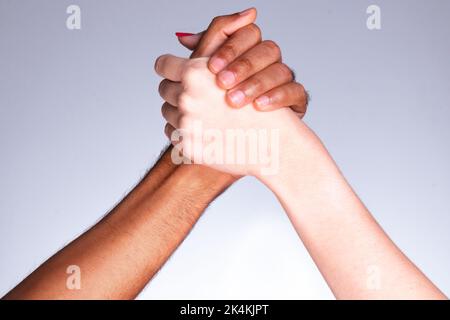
[{"left": 1, "top": 0, "right": 449, "bottom": 299}]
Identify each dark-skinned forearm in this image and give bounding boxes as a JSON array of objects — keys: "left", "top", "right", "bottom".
[{"left": 3, "top": 147, "right": 236, "bottom": 299}]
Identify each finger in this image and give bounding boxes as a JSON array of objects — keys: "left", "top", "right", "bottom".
[
  {"left": 208, "top": 23, "right": 261, "bottom": 74},
  {"left": 154, "top": 54, "right": 188, "bottom": 81},
  {"left": 216, "top": 40, "right": 281, "bottom": 89},
  {"left": 226, "top": 62, "right": 294, "bottom": 108},
  {"left": 162, "top": 102, "right": 180, "bottom": 128},
  {"left": 158, "top": 80, "right": 183, "bottom": 106},
  {"left": 164, "top": 123, "right": 177, "bottom": 143},
  {"left": 177, "top": 32, "right": 204, "bottom": 50},
  {"left": 191, "top": 7, "right": 257, "bottom": 58},
  {"left": 254, "top": 82, "right": 308, "bottom": 117},
  {"left": 165, "top": 123, "right": 188, "bottom": 159}
]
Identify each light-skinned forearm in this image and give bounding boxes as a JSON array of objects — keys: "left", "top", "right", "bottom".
[
  {"left": 156, "top": 56, "right": 447, "bottom": 299},
  {"left": 258, "top": 120, "right": 447, "bottom": 300},
  {"left": 3, "top": 149, "right": 235, "bottom": 299}
]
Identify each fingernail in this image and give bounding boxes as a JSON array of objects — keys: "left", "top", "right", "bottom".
[
  {"left": 239, "top": 8, "right": 254, "bottom": 16},
  {"left": 228, "top": 90, "right": 245, "bottom": 107},
  {"left": 218, "top": 70, "right": 236, "bottom": 87},
  {"left": 255, "top": 95, "right": 271, "bottom": 109},
  {"left": 175, "top": 32, "right": 195, "bottom": 37},
  {"left": 209, "top": 57, "right": 227, "bottom": 73}
]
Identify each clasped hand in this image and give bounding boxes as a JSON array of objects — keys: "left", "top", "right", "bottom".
[{"left": 155, "top": 55, "right": 305, "bottom": 177}]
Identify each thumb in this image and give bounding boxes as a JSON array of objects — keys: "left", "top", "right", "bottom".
[
  {"left": 176, "top": 32, "right": 204, "bottom": 50},
  {"left": 191, "top": 7, "right": 257, "bottom": 58}
]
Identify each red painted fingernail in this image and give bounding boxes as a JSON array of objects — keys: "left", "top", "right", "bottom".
[{"left": 175, "top": 32, "right": 195, "bottom": 37}]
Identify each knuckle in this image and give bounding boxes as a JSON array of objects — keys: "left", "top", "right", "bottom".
[
  {"left": 154, "top": 55, "right": 164, "bottom": 72},
  {"left": 164, "top": 123, "right": 172, "bottom": 136},
  {"left": 178, "top": 93, "right": 193, "bottom": 112},
  {"left": 186, "top": 59, "right": 204, "bottom": 69},
  {"left": 181, "top": 66, "right": 196, "bottom": 83},
  {"left": 291, "top": 83, "right": 308, "bottom": 114},
  {"left": 161, "top": 103, "right": 168, "bottom": 117},
  {"left": 246, "top": 77, "right": 264, "bottom": 96},
  {"left": 211, "top": 15, "right": 226, "bottom": 27},
  {"left": 271, "top": 88, "right": 286, "bottom": 103},
  {"left": 158, "top": 79, "right": 168, "bottom": 96},
  {"left": 211, "top": 16, "right": 222, "bottom": 23},
  {"left": 155, "top": 54, "right": 170, "bottom": 73},
  {"left": 181, "top": 61, "right": 205, "bottom": 83},
  {"left": 177, "top": 93, "right": 188, "bottom": 109},
  {"left": 294, "top": 82, "right": 306, "bottom": 99},
  {"left": 183, "top": 63, "right": 196, "bottom": 74},
  {"left": 278, "top": 63, "right": 294, "bottom": 81},
  {"left": 247, "top": 23, "right": 262, "bottom": 41},
  {"left": 216, "top": 43, "right": 238, "bottom": 62},
  {"left": 235, "top": 56, "right": 254, "bottom": 74},
  {"left": 262, "top": 40, "right": 281, "bottom": 59}
]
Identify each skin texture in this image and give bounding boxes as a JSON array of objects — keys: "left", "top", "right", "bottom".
[
  {"left": 157, "top": 56, "right": 294, "bottom": 176},
  {"left": 3, "top": 9, "right": 306, "bottom": 300},
  {"left": 3, "top": 149, "right": 234, "bottom": 299},
  {"left": 158, "top": 57, "right": 447, "bottom": 299},
  {"left": 177, "top": 8, "right": 308, "bottom": 115}
]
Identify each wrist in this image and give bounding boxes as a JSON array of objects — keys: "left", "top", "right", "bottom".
[
  {"left": 255, "top": 119, "right": 342, "bottom": 203},
  {"left": 252, "top": 114, "right": 320, "bottom": 181},
  {"left": 179, "top": 163, "right": 238, "bottom": 191},
  {"left": 255, "top": 120, "right": 363, "bottom": 226}
]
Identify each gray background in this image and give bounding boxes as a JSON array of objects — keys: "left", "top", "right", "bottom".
[{"left": 0, "top": 0, "right": 449, "bottom": 299}]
